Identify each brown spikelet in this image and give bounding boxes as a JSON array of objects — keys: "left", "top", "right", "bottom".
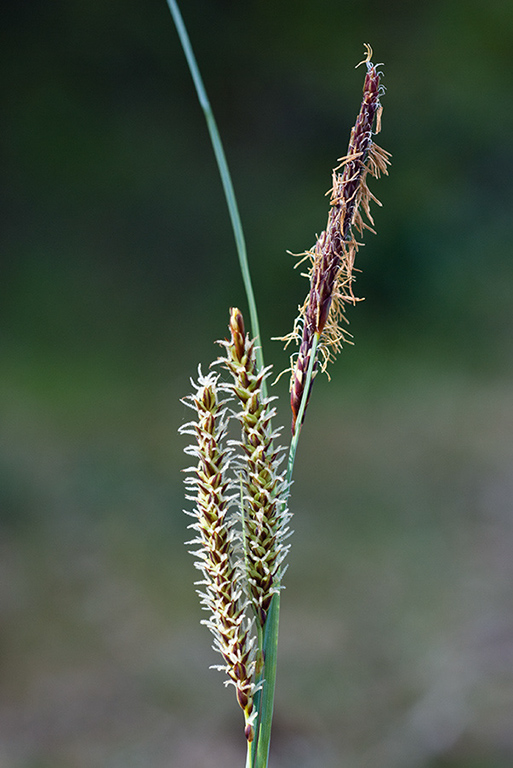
[{"left": 282, "top": 44, "right": 391, "bottom": 432}]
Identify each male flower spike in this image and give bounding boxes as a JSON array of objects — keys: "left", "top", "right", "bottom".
[{"left": 286, "top": 45, "right": 390, "bottom": 431}]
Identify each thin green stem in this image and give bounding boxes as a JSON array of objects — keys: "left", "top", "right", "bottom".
[
  {"left": 246, "top": 737, "right": 254, "bottom": 768},
  {"left": 252, "top": 334, "right": 320, "bottom": 767},
  {"left": 287, "top": 332, "right": 320, "bottom": 478},
  {"left": 166, "top": 0, "right": 266, "bottom": 397},
  {"left": 253, "top": 592, "right": 280, "bottom": 767}
]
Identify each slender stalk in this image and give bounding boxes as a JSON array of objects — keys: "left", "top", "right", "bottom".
[
  {"left": 254, "top": 592, "right": 280, "bottom": 766},
  {"left": 246, "top": 738, "right": 254, "bottom": 768},
  {"left": 166, "top": 0, "right": 266, "bottom": 395},
  {"left": 287, "top": 333, "right": 320, "bottom": 478},
  {"left": 252, "top": 333, "right": 319, "bottom": 767}
]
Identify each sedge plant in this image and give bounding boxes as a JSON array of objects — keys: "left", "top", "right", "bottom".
[{"left": 171, "top": 3, "right": 390, "bottom": 765}]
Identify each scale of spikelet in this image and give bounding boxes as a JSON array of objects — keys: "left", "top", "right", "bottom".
[
  {"left": 179, "top": 368, "right": 258, "bottom": 741},
  {"left": 218, "top": 308, "right": 292, "bottom": 628}
]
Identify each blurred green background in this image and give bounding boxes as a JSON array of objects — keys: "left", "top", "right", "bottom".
[{"left": 2, "top": 1, "right": 513, "bottom": 766}]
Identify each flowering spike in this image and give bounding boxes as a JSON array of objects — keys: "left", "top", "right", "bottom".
[
  {"left": 218, "top": 309, "right": 292, "bottom": 627},
  {"left": 281, "top": 47, "right": 391, "bottom": 432},
  {"left": 179, "top": 368, "right": 257, "bottom": 738}
]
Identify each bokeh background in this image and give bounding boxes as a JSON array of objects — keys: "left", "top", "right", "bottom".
[{"left": 2, "top": 1, "right": 513, "bottom": 766}]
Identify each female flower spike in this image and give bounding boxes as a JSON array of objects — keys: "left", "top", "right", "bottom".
[
  {"left": 179, "top": 369, "right": 257, "bottom": 741},
  {"left": 219, "top": 308, "right": 291, "bottom": 628},
  {"left": 288, "top": 45, "right": 390, "bottom": 431}
]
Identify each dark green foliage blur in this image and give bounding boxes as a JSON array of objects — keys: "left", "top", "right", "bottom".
[{"left": 2, "top": 1, "right": 513, "bottom": 767}]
